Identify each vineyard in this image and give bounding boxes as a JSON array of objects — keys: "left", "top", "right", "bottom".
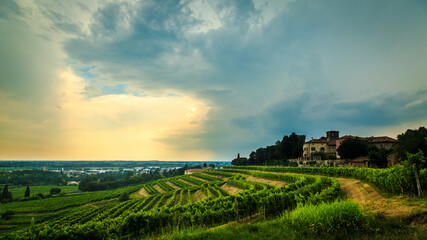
[
  {"left": 1, "top": 166, "right": 426, "bottom": 239},
  {"left": 0, "top": 168, "right": 342, "bottom": 239}
]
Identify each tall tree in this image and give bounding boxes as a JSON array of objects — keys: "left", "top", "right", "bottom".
[
  {"left": 406, "top": 150, "right": 426, "bottom": 198},
  {"left": 24, "top": 186, "right": 30, "bottom": 197},
  {"left": 397, "top": 127, "right": 427, "bottom": 166},
  {"left": 368, "top": 146, "right": 392, "bottom": 168},
  {"left": 1, "top": 184, "right": 12, "bottom": 203},
  {"left": 337, "top": 138, "right": 368, "bottom": 159}
]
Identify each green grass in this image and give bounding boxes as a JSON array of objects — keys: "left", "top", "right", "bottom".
[
  {"left": 0, "top": 184, "right": 141, "bottom": 213},
  {"left": 161, "top": 201, "right": 425, "bottom": 240},
  {"left": 8, "top": 185, "right": 79, "bottom": 198}
]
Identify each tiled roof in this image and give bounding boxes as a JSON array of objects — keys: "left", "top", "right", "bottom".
[
  {"left": 306, "top": 139, "right": 328, "bottom": 144},
  {"left": 371, "top": 136, "right": 398, "bottom": 143},
  {"left": 185, "top": 169, "right": 203, "bottom": 172}
]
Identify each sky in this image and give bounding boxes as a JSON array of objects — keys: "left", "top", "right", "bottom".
[{"left": 1, "top": 0, "right": 427, "bottom": 161}]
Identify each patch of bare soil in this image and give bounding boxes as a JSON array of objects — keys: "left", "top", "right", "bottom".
[
  {"left": 221, "top": 183, "right": 244, "bottom": 195},
  {"left": 178, "top": 178, "right": 195, "bottom": 186},
  {"left": 166, "top": 181, "right": 180, "bottom": 190},
  {"left": 192, "top": 189, "right": 207, "bottom": 202},
  {"left": 153, "top": 184, "right": 165, "bottom": 193},
  {"left": 137, "top": 187, "right": 150, "bottom": 197},
  {"left": 190, "top": 175, "right": 210, "bottom": 182},
  {"left": 241, "top": 174, "right": 287, "bottom": 188}
]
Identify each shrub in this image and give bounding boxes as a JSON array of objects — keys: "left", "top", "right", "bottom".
[
  {"left": 119, "top": 192, "right": 130, "bottom": 202},
  {"left": 50, "top": 188, "right": 61, "bottom": 195}
]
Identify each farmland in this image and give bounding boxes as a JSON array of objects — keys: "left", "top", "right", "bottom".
[{"left": 1, "top": 167, "right": 426, "bottom": 239}]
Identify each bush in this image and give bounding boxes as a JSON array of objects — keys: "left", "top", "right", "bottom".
[
  {"left": 119, "top": 192, "right": 129, "bottom": 202},
  {"left": 50, "top": 188, "right": 61, "bottom": 195}
]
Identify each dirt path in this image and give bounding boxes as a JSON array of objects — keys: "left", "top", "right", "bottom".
[
  {"left": 237, "top": 169, "right": 427, "bottom": 218},
  {"left": 336, "top": 177, "right": 427, "bottom": 218}
]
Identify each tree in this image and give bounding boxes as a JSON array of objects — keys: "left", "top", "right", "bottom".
[
  {"left": 1, "top": 184, "right": 13, "bottom": 203},
  {"left": 208, "top": 164, "right": 215, "bottom": 169},
  {"left": 280, "top": 133, "right": 306, "bottom": 159},
  {"left": 24, "top": 186, "right": 30, "bottom": 197},
  {"left": 368, "top": 146, "right": 392, "bottom": 168},
  {"left": 231, "top": 157, "right": 248, "bottom": 166},
  {"left": 337, "top": 138, "right": 368, "bottom": 159},
  {"left": 397, "top": 127, "right": 427, "bottom": 166},
  {"left": 50, "top": 188, "right": 61, "bottom": 195},
  {"left": 119, "top": 192, "right": 130, "bottom": 201},
  {"left": 203, "top": 163, "right": 207, "bottom": 168},
  {"left": 406, "top": 150, "right": 426, "bottom": 198}
]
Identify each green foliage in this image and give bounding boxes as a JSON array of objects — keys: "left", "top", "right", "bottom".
[
  {"left": 226, "top": 165, "right": 426, "bottom": 196},
  {"left": 50, "top": 187, "right": 61, "bottom": 195},
  {"left": 1, "top": 211, "right": 15, "bottom": 220},
  {"left": 2, "top": 170, "right": 342, "bottom": 239},
  {"left": 337, "top": 138, "right": 368, "bottom": 159},
  {"left": 24, "top": 186, "right": 30, "bottom": 198},
  {"left": 242, "top": 133, "right": 305, "bottom": 166},
  {"left": 311, "top": 151, "right": 328, "bottom": 160},
  {"left": 231, "top": 157, "right": 248, "bottom": 166},
  {"left": 282, "top": 201, "right": 365, "bottom": 234},
  {"left": 0, "top": 170, "right": 65, "bottom": 185},
  {"left": 119, "top": 192, "right": 130, "bottom": 202},
  {"left": 368, "top": 146, "right": 392, "bottom": 168},
  {"left": 0, "top": 185, "right": 12, "bottom": 203},
  {"left": 406, "top": 150, "right": 426, "bottom": 165},
  {"left": 397, "top": 127, "right": 427, "bottom": 163}
]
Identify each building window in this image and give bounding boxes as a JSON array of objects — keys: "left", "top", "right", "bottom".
[
  {"left": 311, "top": 147, "right": 315, "bottom": 151},
  {"left": 304, "top": 148, "right": 307, "bottom": 151},
  {"left": 320, "top": 147, "right": 325, "bottom": 151}
]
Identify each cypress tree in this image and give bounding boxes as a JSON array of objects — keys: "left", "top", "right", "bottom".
[
  {"left": 25, "top": 186, "right": 30, "bottom": 197},
  {"left": 1, "top": 185, "right": 9, "bottom": 202}
]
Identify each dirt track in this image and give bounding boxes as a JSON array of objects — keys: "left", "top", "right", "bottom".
[{"left": 336, "top": 177, "right": 427, "bottom": 218}]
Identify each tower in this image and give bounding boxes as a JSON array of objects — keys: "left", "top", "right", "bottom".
[{"left": 326, "top": 130, "right": 339, "bottom": 141}]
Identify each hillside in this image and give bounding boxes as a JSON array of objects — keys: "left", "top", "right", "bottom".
[{"left": 1, "top": 167, "right": 426, "bottom": 239}]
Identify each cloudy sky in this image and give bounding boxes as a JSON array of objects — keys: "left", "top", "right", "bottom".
[{"left": 1, "top": 0, "right": 426, "bottom": 161}]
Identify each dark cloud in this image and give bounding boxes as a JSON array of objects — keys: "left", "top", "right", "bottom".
[{"left": 58, "top": 0, "right": 427, "bottom": 159}]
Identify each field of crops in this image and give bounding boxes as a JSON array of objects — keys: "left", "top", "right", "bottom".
[
  {"left": 1, "top": 168, "right": 342, "bottom": 239},
  {"left": 8, "top": 185, "right": 79, "bottom": 198}
]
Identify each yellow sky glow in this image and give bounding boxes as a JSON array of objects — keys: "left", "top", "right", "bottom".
[{"left": 0, "top": 69, "right": 213, "bottom": 161}]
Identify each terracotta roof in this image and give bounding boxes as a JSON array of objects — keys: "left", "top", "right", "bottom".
[
  {"left": 185, "top": 169, "right": 203, "bottom": 172},
  {"left": 371, "top": 136, "right": 398, "bottom": 143},
  {"left": 306, "top": 139, "right": 328, "bottom": 144}
]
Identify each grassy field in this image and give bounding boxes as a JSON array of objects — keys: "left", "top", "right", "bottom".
[
  {"left": 164, "top": 201, "right": 426, "bottom": 240},
  {"left": 7, "top": 185, "right": 79, "bottom": 198}
]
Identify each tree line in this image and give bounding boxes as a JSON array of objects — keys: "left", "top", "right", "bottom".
[{"left": 232, "top": 132, "right": 305, "bottom": 166}]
